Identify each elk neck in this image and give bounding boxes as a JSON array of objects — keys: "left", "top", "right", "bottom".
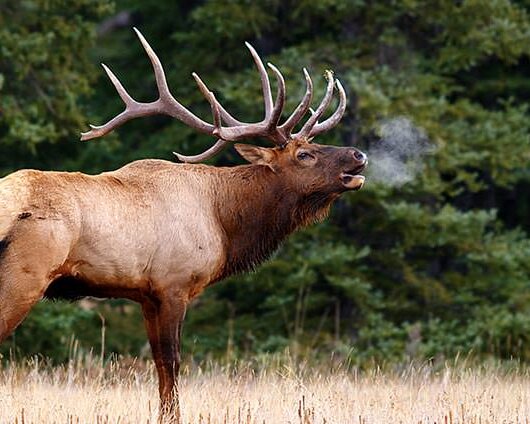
[{"left": 212, "top": 164, "right": 336, "bottom": 279}]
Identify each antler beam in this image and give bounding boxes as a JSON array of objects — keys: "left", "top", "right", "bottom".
[{"left": 81, "top": 28, "right": 347, "bottom": 162}]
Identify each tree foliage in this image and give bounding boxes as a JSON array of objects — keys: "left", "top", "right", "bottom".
[{"left": 0, "top": 0, "right": 113, "bottom": 173}]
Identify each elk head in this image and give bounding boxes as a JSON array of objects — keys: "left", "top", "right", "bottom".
[{"left": 81, "top": 28, "right": 367, "bottom": 191}]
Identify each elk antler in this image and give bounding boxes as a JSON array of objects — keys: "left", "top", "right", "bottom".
[{"left": 81, "top": 28, "right": 347, "bottom": 163}]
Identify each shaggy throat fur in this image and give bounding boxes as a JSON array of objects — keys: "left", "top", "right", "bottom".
[{"left": 218, "top": 189, "right": 335, "bottom": 279}]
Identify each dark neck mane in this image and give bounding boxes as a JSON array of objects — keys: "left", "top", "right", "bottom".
[{"left": 214, "top": 165, "right": 335, "bottom": 279}]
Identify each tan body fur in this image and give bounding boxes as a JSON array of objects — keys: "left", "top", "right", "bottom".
[{"left": 1, "top": 159, "right": 289, "bottom": 312}]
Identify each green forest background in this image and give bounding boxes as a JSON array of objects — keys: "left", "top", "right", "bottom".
[{"left": 1, "top": 0, "right": 530, "bottom": 366}]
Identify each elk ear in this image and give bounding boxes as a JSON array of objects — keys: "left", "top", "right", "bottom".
[{"left": 234, "top": 144, "right": 276, "bottom": 172}]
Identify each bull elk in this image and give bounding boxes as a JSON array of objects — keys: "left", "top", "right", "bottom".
[{"left": 0, "top": 29, "right": 367, "bottom": 422}]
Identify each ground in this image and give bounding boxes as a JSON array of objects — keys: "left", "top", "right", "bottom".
[{"left": 0, "top": 357, "right": 529, "bottom": 423}]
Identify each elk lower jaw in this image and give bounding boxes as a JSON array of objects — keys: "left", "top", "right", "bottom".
[{"left": 340, "top": 173, "right": 365, "bottom": 190}]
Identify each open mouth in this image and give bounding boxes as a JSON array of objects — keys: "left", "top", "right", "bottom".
[{"left": 340, "top": 164, "right": 366, "bottom": 190}]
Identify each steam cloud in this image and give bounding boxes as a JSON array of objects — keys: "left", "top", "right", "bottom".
[{"left": 366, "top": 117, "right": 434, "bottom": 187}]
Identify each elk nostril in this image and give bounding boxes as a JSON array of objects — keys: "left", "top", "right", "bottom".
[{"left": 353, "top": 150, "right": 366, "bottom": 162}]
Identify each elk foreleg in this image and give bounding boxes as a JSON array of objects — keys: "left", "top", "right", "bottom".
[
  {"left": 0, "top": 285, "right": 42, "bottom": 343},
  {"left": 0, "top": 239, "right": 53, "bottom": 343},
  {"left": 142, "top": 294, "right": 187, "bottom": 423}
]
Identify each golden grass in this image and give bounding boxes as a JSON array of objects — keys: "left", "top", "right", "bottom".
[{"left": 1, "top": 357, "right": 530, "bottom": 423}]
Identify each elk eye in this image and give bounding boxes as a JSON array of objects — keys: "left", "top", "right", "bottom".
[{"left": 297, "top": 151, "right": 313, "bottom": 161}]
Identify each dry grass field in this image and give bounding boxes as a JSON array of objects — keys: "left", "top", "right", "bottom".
[{"left": 1, "top": 356, "right": 529, "bottom": 424}]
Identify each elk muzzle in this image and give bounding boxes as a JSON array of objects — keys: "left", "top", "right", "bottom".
[{"left": 339, "top": 148, "right": 367, "bottom": 191}]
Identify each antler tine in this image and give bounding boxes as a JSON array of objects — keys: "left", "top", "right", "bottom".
[
  {"left": 80, "top": 109, "right": 144, "bottom": 141},
  {"left": 101, "top": 64, "right": 135, "bottom": 107},
  {"left": 133, "top": 28, "right": 213, "bottom": 131},
  {"left": 245, "top": 42, "right": 273, "bottom": 118},
  {"left": 133, "top": 28, "right": 171, "bottom": 103},
  {"left": 266, "top": 62, "right": 286, "bottom": 129},
  {"left": 173, "top": 79, "right": 233, "bottom": 163},
  {"left": 173, "top": 139, "right": 230, "bottom": 163},
  {"left": 294, "top": 70, "right": 335, "bottom": 139},
  {"left": 80, "top": 64, "right": 143, "bottom": 141},
  {"left": 308, "top": 79, "right": 347, "bottom": 138},
  {"left": 192, "top": 72, "right": 244, "bottom": 126},
  {"left": 210, "top": 62, "right": 286, "bottom": 145},
  {"left": 207, "top": 91, "right": 222, "bottom": 131},
  {"left": 279, "top": 68, "right": 313, "bottom": 136}
]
